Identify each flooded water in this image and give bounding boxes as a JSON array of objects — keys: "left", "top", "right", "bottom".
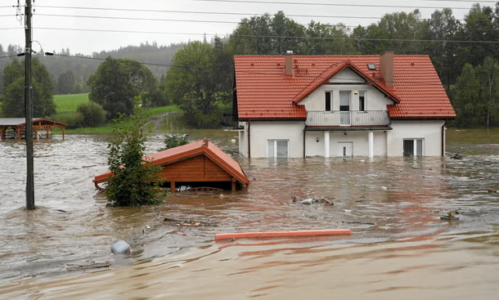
[{"left": 0, "top": 128, "right": 498, "bottom": 299}]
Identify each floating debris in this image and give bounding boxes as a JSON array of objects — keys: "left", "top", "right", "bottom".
[{"left": 111, "top": 240, "right": 131, "bottom": 254}]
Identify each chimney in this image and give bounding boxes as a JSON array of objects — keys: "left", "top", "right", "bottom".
[
  {"left": 380, "top": 51, "right": 394, "bottom": 87},
  {"left": 285, "top": 50, "right": 293, "bottom": 76}
]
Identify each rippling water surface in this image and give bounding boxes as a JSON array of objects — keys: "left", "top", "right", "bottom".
[{"left": 0, "top": 129, "right": 498, "bottom": 299}]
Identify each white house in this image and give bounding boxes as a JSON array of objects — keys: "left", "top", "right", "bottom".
[{"left": 233, "top": 51, "right": 456, "bottom": 158}]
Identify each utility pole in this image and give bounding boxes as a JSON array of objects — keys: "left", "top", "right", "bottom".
[{"left": 25, "top": 0, "right": 35, "bottom": 210}]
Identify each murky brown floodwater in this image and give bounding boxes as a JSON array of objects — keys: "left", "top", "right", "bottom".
[{"left": 0, "top": 128, "right": 498, "bottom": 299}]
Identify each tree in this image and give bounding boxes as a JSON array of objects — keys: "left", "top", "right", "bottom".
[
  {"left": 451, "top": 57, "right": 499, "bottom": 128},
  {"left": 88, "top": 57, "right": 157, "bottom": 120},
  {"left": 0, "top": 58, "right": 56, "bottom": 117},
  {"left": 106, "top": 101, "right": 164, "bottom": 206},
  {"left": 165, "top": 41, "right": 229, "bottom": 128},
  {"left": 57, "top": 70, "right": 76, "bottom": 94},
  {"left": 305, "top": 21, "right": 356, "bottom": 55}
]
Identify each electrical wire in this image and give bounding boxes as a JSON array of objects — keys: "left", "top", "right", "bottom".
[
  {"left": 54, "top": 54, "right": 199, "bottom": 69},
  {"left": 34, "top": 5, "right": 383, "bottom": 20},
  {"left": 33, "top": 13, "right": 365, "bottom": 28},
  {"left": 184, "top": 0, "right": 474, "bottom": 10},
  {"left": 32, "top": 27, "right": 499, "bottom": 44},
  {"left": 32, "top": 13, "right": 499, "bottom": 33}
]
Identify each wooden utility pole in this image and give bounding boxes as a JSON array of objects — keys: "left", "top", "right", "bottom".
[{"left": 25, "top": 0, "right": 35, "bottom": 210}]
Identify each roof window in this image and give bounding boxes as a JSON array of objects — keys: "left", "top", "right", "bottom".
[{"left": 367, "top": 63, "right": 376, "bottom": 70}]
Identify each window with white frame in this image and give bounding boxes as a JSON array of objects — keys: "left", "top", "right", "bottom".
[
  {"left": 268, "top": 140, "right": 289, "bottom": 158},
  {"left": 403, "top": 139, "right": 424, "bottom": 156},
  {"left": 339, "top": 91, "right": 351, "bottom": 111}
]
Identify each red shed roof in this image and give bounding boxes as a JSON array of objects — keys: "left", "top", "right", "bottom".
[
  {"left": 93, "top": 139, "right": 250, "bottom": 187},
  {"left": 234, "top": 55, "right": 456, "bottom": 120}
]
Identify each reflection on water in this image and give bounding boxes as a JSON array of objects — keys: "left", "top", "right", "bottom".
[{"left": 0, "top": 129, "right": 498, "bottom": 299}]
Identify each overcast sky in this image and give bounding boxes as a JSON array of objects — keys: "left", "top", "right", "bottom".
[{"left": 0, "top": 0, "right": 496, "bottom": 55}]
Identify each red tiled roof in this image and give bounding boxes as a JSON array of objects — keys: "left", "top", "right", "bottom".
[
  {"left": 234, "top": 55, "right": 456, "bottom": 120},
  {"left": 93, "top": 139, "right": 250, "bottom": 186}
]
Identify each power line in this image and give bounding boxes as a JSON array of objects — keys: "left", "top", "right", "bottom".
[
  {"left": 33, "top": 27, "right": 499, "bottom": 44},
  {"left": 34, "top": 5, "right": 382, "bottom": 20},
  {"left": 32, "top": 13, "right": 499, "bottom": 32},
  {"left": 185, "top": 0, "right": 474, "bottom": 10},
  {"left": 54, "top": 54, "right": 199, "bottom": 69},
  {"left": 34, "top": 13, "right": 364, "bottom": 28},
  {"left": 34, "top": 10, "right": 380, "bottom": 21}
]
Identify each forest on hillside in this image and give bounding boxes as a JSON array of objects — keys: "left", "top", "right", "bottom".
[
  {"left": 0, "top": 42, "right": 185, "bottom": 94},
  {"left": 1, "top": 2, "right": 499, "bottom": 127}
]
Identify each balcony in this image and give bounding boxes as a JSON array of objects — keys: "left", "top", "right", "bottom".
[{"left": 305, "top": 111, "right": 390, "bottom": 127}]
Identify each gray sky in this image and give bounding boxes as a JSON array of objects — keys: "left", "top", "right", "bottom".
[{"left": 0, "top": 0, "right": 496, "bottom": 55}]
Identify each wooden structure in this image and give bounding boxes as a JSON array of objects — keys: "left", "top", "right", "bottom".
[
  {"left": 93, "top": 139, "right": 250, "bottom": 192},
  {"left": 0, "top": 118, "right": 67, "bottom": 141}
]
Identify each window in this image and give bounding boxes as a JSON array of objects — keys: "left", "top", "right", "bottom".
[
  {"left": 339, "top": 91, "right": 350, "bottom": 112},
  {"left": 403, "top": 139, "right": 424, "bottom": 156},
  {"left": 325, "top": 92, "right": 332, "bottom": 111},
  {"left": 268, "top": 140, "right": 289, "bottom": 158},
  {"left": 359, "top": 91, "right": 366, "bottom": 111}
]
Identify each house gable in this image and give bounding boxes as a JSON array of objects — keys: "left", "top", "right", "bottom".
[
  {"left": 158, "top": 154, "right": 232, "bottom": 182},
  {"left": 329, "top": 68, "right": 366, "bottom": 84}
]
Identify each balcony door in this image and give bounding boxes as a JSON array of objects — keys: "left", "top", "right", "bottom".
[{"left": 339, "top": 91, "right": 351, "bottom": 125}]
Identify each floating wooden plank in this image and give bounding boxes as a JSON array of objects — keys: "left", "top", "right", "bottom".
[{"left": 215, "top": 229, "right": 352, "bottom": 240}]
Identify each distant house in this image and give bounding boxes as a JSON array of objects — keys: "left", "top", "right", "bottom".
[
  {"left": 232, "top": 51, "right": 456, "bottom": 158},
  {"left": 94, "top": 139, "right": 250, "bottom": 192}
]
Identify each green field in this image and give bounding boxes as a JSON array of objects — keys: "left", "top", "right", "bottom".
[
  {"left": 51, "top": 93, "right": 180, "bottom": 134},
  {"left": 53, "top": 93, "right": 89, "bottom": 112}
]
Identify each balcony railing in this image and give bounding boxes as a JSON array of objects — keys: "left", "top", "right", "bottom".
[{"left": 306, "top": 110, "right": 390, "bottom": 127}]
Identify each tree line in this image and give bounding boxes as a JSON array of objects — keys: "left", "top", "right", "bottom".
[
  {"left": 167, "top": 4, "right": 499, "bottom": 128},
  {"left": 2, "top": 3, "right": 499, "bottom": 127},
  {"left": 0, "top": 42, "right": 184, "bottom": 95}
]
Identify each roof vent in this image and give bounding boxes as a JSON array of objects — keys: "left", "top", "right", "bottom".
[{"left": 367, "top": 63, "right": 376, "bottom": 70}]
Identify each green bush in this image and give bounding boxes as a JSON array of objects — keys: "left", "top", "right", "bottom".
[
  {"left": 77, "top": 101, "right": 106, "bottom": 127},
  {"left": 53, "top": 112, "right": 84, "bottom": 129},
  {"left": 160, "top": 134, "right": 189, "bottom": 151},
  {"left": 106, "top": 102, "right": 165, "bottom": 207}
]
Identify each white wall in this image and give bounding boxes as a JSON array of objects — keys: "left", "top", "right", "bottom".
[
  {"left": 305, "top": 130, "right": 387, "bottom": 157},
  {"left": 387, "top": 121, "right": 445, "bottom": 156},
  {"left": 299, "top": 69, "right": 394, "bottom": 112},
  {"left": 329, "top": 68, "right": 365, "bottom": 84},
  {"left": 246, "top": 121, "right": 305, "bottom": 158}
]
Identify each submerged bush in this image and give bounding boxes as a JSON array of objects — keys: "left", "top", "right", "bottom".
[
  {"left": 106, "top": 102, "right": 164, "bottom": 206},
  {"left": 160, "top": 133, "right": 189, "bottom": 151}
]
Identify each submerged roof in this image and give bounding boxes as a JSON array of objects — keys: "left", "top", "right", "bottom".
[
  {"left": 93, "top": 139, "right": 250, "bottom": 186},
  {"left": 234, "top": 55, "right": 456, "bottom": 120},
  {"left": 0, "top": 118, "right": 67, "bottom": 126}
]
